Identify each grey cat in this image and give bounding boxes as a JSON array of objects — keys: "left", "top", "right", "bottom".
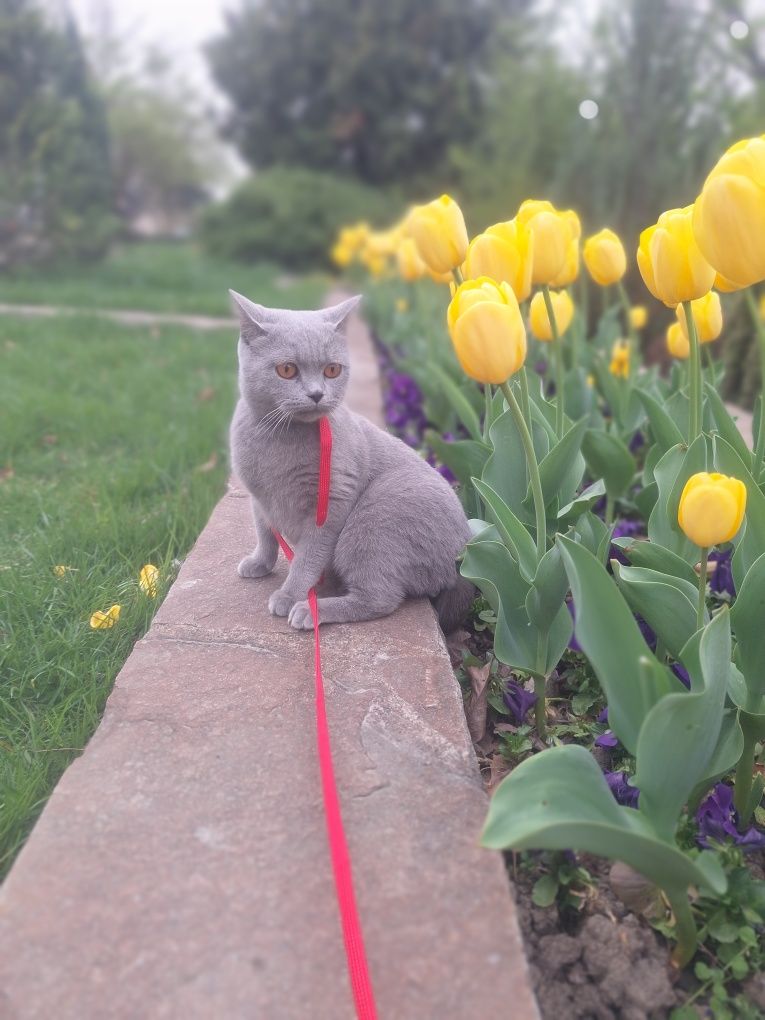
[{"left": 228, "top": 290, "right": 474, "bottom": 632}]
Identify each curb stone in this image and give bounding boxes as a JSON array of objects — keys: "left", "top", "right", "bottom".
[{"left": 0, "top": 299, "right": 539, "bottom": 1019}]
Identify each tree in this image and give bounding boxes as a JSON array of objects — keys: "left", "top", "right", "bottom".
[
  {"left": 0, "top": 0, "right": 116, "bottom": 265},
  {"left": 206, "top": 0, "right": 503, "bottom": 186}
]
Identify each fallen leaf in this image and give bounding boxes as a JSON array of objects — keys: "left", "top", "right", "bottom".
[
  {"left": 195, "top": 452, "right": 219, "bottom": 473},
  {"left": 486, "top": 752, "right": 511, "bottom": 794},
  {"left": 465, "top": 661, "right": 491, "bottom": 743}
]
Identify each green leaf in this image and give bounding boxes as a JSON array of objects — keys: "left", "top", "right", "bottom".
[
  {"left": 573, "top": 510, "right": 611, "bottom": 561},
  {"left": 557, "top": 535, "right": 680, "bottom": 755},
  {"left": 730, "top": 550, "right": 765, "bottom": 707},
  {"left": 429, "top": 364, "right": 483, "bottom": 442},
  {"left": 531, "top": 874, "right": 558, "bottom": 908},
  {"left": 637, "top": 390, "right": 685, "bottom": 453},
  {"left": 482, "top": 408, "right": 533, "bottom": 522},
  {"left": 613, "top": 562, "right": 703, "bottom": 660},
  {"left": 648, "top": 439, "right": 708, "bottom": 563},
  {"left": 471, "top": 478, "right": 538, "bottom": 582},
  {"left": 582, "top": 429, "right": 636, "bottom": 501},
  {"left": 482, "top": 744, "right": 726, "bottom": 896},
  {"left": 526, "top": 544, "right": 569, "bottom": 632},
  {"left": 633, "top": 481, "right": 659, "bottom": 521},
  {"left": 712, "top": 436, "right": 765, "bottom": 589},
  {"left": 633, "top": 608, "right": 731, "bottom": 839},
  {"left": 425, "top": 431, "right": 489, "bottom": 489},
  {"left": 557, "top": 478, "right": 606, "bottom": 528},
  {"left": 704, "top": 384, "right": 752, "bottom": 468},
  {"left": 611, "top": 537, "right": 699, "bottom": 586},
  {"left": 534, "top": 416, "right": 588, "bottom": 509}
]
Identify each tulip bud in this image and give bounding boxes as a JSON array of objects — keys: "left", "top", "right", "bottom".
[
  {"left": 396, "top": 238, "right": 426, "bottom": 282},
  {"left": 675, "top": 291, "right": 723, "bottom": 344},
  {"left": 678, "top": 472, "right": 747, "bottom": 548},
  {"left": 583, "top": 228, "right": 627, "bottom": 286},
  {"left": 517, "top": 200, "right": 580, "bottom": 286},
  {"left": 629, "top": 305, "right": 648, "bottom": 330},
  {"left": 637, "top": 206, "right": 716, "bottom": 307},
  {"left": 529, "top": 289, "right": 574, "bottom": 341},
  {"left": 407, "top": 195, "right": 469, "bottom": 275},
  {"left": 462, "top": 218, "right": 533, "bottom": 301},
  {"left": 693, "top": 135, "right": 765, "bottom": 288},
  {"left": 609, "top": 339, "right": 630, "bottom": 378},
  {"left": 666, "top": 322, "right": 689, "bottom": 360},
  {"left": 447, "top": 277, "right": 527, "bottom": 384}
]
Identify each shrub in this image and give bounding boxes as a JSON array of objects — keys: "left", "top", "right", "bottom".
[{"left": 200, "top": 167, "right": 396, "bottom": 270}]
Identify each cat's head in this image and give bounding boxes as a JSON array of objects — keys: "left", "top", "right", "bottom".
[{"left": 230, "top": 291, "right": 361, "bottom": 423}]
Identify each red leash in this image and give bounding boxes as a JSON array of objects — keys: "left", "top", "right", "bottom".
[{"left": 272, "top": 416, "right": 378, "bottom": 1020}]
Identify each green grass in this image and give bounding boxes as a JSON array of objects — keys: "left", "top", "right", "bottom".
[
  {"left": 0, "top": 309, "right": 246, "bottom": 876},
  {"left": 0, "top": 240, "right": 327, "bottom": 316}
]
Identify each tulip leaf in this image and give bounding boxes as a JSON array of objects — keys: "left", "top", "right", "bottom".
[
  {"left": 573, "top": 510, "right": 612, "bottom": 563},
  {"left": 526, "top": 544, "right": 569, "bottom": 632},
  {"left": 730, "top": 550, "right": 765, "bottom": 706},
  {"left": 533, "top": 416, "right": 587, "bottom": 510},
  {"left": 471, "top": 478, "right": 537, "bottom": 582},
  {"left": 482, "top": 409, "right": 533, "bottom": 522},
  {"left": 712, "top": 436, "right": 765, "bottom": 589},
  {"left": 634, "top": 481, "right": 659, "bottom": 522},
  {"left": 428, "top": 364, "right": 483, "bottom": 442},
  {"left": 633, "top": 608, "right": 731, "bottom": 839},
  {"left": 612, "top": 562, "right": 704, "bottom": 660},
  {"left": 611, "top": 537, "right": 699, "bottom": 586},
  {"left": 664, "top": 391, "right": 690, "bottom": 438},
  {"left": 582, "top": 429, "right": 636, "bottom": 500},
  {"left": 425, "top": 431, "right": 489, "bottom": 490},
  {"left": 557, "top": 535, "right": 681, "bottom": 755},
  {"left": 648, "top": 440, "right": 708, "bottom": 563},
  {"left": 557, "top": 478, "right": 607, "bottom": 528},
  {"left": 482, "top": 744, "right": 726, "bottom": 897},
  {"left": 704, "top": 384, "right": 752, "bottom": 468},
  {"left": 637, "top": 390, "right": 684, "bottom": 454}
]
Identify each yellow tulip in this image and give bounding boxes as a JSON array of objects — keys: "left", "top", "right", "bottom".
[
  {"left": 407, "top": 194, "right": 469, "bottom": 275},
  {"left": 675, "top": 291, "right": 723, "bottom": 344},
  {"left": 396, "top": 238, "right": 426, "bottom": 282},
  {"left": 139, "top": 563, "right": 159, "bottom": 598},
  {"left": 395, "top": 298, "right": 409, "bottom": 313},
  {"left": 517, "top": 200, "right": 580, "bottom": 285},
  {"left": 637, "top": 206, "right": 716, "bottom": 307},
  {"left": 583, "top": 228, "right": 627, "bottom": 286},
  {"left": 678, "top": 472, "right": 747, "bottom": 547},
  {"left": 90, "top": 604, "right": 121, "bottom": 630},
  {"left": 629, "top": 305, "right": 648, "bottom": 330},
  {"left": 609, "top": 339, "right": 630, "bottom": 378},
  {"left": 462, "top": 218, "right": 533, "bottom": 301},
  {"left": 529, "top": 289, "right": 574, "bottom": 341},
  {"left": 693, "top": 135, "right": 765, "bottom": 287},
  {"left": 666, "top": 322, "right": 690, "bottom": 360},
  {"left": 714, "top": 272, "right": 743, "bottom": 294},
  {"left": 447, "top": 277, "right": 527, "bottom": 384},
  {"left": 330, "top": 243, "right": 354, "bottom": 267},
  {"left": 550, "top": 234, "right": 580, "bottom": 288}
]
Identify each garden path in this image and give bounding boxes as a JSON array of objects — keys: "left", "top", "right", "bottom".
[{"left": 0, "top": 295, "right": 539, "bottom": 1019}]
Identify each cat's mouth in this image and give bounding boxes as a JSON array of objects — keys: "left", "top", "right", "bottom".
[{"left": 293, "top": 407, "right": 330, "bottom": 423}]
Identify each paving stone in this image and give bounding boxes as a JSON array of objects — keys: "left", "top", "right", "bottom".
[{"left": 0, "top": 299, "right": 538, "bottom": 1019}]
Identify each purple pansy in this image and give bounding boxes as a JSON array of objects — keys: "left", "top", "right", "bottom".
[
  {"left": 671, "top": 662, "right": 691, "bottom": 689},
  {"left": 696, "top": 783, "right": 765, "bottom": 850},
  {"left": 595, "top": 730, "right": 620, "bottom": 748},
  {"left": 709, "top": 549, "right": 736, "bottom": 598},
  {"left": 605, "top": 771, "right": 640, "bottom": 808},
  {"left": 503, "top": 680, "right": 537, "bottom": 724}
]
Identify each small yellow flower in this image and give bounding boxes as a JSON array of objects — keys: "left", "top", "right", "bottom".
[
  {"left": 583, "top": 228, "right": 627, "bottom": 286},
  {"left": 52, "top": 565, "right": 70, "bottom": 577},
  {"left": 609, "top": 339, "right": 630, "bottom": 378},
  {"left": 666, "top": 322, "right": 690, "bottom": 360},
  {"left": 407, "top": 195, "right": 469, "bottom": 275},
  {"left": 675, "top": 291, "right": 723, "bottom": 344},
  {"left": 586, "top": 374, "right": 595, "bottom": 388},
  {"left": 90, "top": 604, "right": 121, "bottom": 630},
  {"left": 139, "top": 564, "right": 159, "bottom": 598},
  {"left": 529, "top": 289, "right": 574, "bottom": 341},
  {"left": 395, "top": 298, "right": 409, "bottom": 313},
  {"left": 629, "top": 305, "right": 648, "bottom": 330},
  {"left": 447, "top": 277, "right": 527, "bottom": 384},
  {"left": 678, "top": 472, "right": 747, "bottom": 548}
]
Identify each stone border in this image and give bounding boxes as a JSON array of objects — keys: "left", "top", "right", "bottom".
[{"left": 0, "top": 302, "right": 539, "bottom": 1019}]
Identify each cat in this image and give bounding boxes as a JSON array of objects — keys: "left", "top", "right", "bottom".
[{"left": 228, "top": 289, "right": 475, "bottom": 632}]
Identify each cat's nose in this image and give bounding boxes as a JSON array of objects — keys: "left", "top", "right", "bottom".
[{"left": 308, "top": 391, "right": 323, "bottom": 404}]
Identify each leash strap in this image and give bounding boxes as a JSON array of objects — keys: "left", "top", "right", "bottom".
[{"left": 272, "top": 416, "right": 378, "bottom": 1020}]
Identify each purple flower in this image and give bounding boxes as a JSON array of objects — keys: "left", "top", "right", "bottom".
[
  {"left": 597, "top": 707, "right": 609, "bottom": 724},
  {"left": 595, "top": 730, "right": 620, "bottom": 748},
  {"left": 635, "top": 615, "right": 657, "bottom": 652},
  {"left": 628, "top": 431, "right": 645, "bottom": 454},
  {"left": 696, "top": 783, "right": 765, "bottom": 850},
  {"left": 709, "top": 550, "right": 735, "bottom": 598},
  {"left": 566, "top": 600, "right": 582, "bottom": 651},
  {"left": 609, "top": 519, "right": 644, "bottom": 566},
  {"left": 605, "top": 771, "right": 640, "bottom": 808},
  {"left": 671, "top": 662, "right": 691, "bottom": 689},
  {"left": 503, "top": 680, "right": 537, "bottom": 724}
]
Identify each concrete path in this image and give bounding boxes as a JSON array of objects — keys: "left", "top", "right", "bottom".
[
  {"left": 0, "top": 301, "right": 236, "bottom": 331},
  {"left": 0, "top": 303, "right": 538, "bottom": 1018}
]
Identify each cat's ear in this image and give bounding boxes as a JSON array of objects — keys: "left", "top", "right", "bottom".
[
  {"left": 321, "top": 294, "right": 361, "bottom": 333},
  {"left": 229, "top": 289, "right": 269, "bottom": 342}
]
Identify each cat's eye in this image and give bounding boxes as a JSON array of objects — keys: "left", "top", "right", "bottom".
[
  {"left": 276, "top": 363, "right": 298, "bottom": 379},
  {"left": 323, "top": 363, "right": 342, "bottom": 379}
]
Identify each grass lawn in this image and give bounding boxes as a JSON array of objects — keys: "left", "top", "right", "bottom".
[
  {"left": 0, "top": 255, "right": 324, "bottom": 877},
  {"left": 0, "top": 240, "right": 327, "bottom": 317}
]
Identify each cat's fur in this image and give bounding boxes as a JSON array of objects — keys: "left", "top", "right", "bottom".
[{"left": 228, "top": 289, "right": 474, "bottom": 631}]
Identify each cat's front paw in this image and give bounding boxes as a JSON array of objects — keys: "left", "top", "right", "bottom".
[
  {"left": 288, "top": 600, "right": 313, "bottom": 630},
  {"left": 238, "top": 555, "right": 274, "bottom": 579},
  {"left": 268, "top": 589, "right": 295, "bottom": 617}
]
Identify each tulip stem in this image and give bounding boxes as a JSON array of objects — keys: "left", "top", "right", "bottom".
[
  {"left": 617, "top": 281, "right": 639, "bottom": 378},
  {"left": 542, "top": 285, "right": 565, "bottom": 437},
  {"left": 483, "top": 384, "right": 493, "bottom": 442},
  {"left": 534, "top": 633, "right": 547, "bottom": 741},
  {"left": 697, "top": 547, "right": 709, "bottom": 630},
  {"left": 666, "top": 887, "right": 698, "bottom": 969},
  {"left": 519, "top": 367, "right": 532, "bottom": 431},
  {"left": 500, "top": 381, "right": 547, "bottom": 560},
  {"left": 744, "top": 289, "right": 765, "bottom": 478},
  {"left": 733, "top": 712, "right": 765, "bottom": 828},
  {"left": 683, "top": 300, "right": 703, "bottom": 443}
]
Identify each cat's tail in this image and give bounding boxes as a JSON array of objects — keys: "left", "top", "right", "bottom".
[{"left": 431, "top": 576, "right": 477, "bottom": 634}]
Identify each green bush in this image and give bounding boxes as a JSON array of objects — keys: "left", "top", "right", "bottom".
[{"left": 200, "top": 167, "right": 396, "bottom": 269}]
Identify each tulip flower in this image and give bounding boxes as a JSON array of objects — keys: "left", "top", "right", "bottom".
[
  {"left": 583, "top": 228, "right": 627, "bottom": 286},
  {"left": 396, "top": 238, "right": 426, "bottom": 282},
  {"left": 330, "top": 242, "right": 354, "bottom": 267},
  {"left": 609, "top": 339, "right": 630, "bottom": 379},
  {"left": 517, "top": 200, "right": 580, "bottom": 286},
  {"left": 90, "top": 604, "right": 121, "bottom": 630},
  {"left": 529, "top": 289, "right": 574, "bottom": 340},
  {"left": 447, "top": 277, "right": 527, "bottom": 385},
  {"left": 675, "top": 291, "right": 723, "bottom": 344},
  {"left": 714, "top": 272, "right": 742, "bottom": 294},
  {"left": 693, "top": 135, "right": 765, "bottom": 288},
  {"left": 666, "top": 322, "right": 690, "bottom": 360},
  {"left": 139, "top": 564, "right": 159, "bottom": 598},
  {"left": 550, "top": 223, "right": 581, "bottom": 287},
  {"left": 637, "top": 207, "right": 716, "bottom": 308},
  {"left": 462, "top": 218, "right": 533, "bottom": 301},
  {"left": 408, "top": 195, "right": 469, "bottom": 275},
  {"left": 629, "top": 306, "right": 648, "bottom": 330}
]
